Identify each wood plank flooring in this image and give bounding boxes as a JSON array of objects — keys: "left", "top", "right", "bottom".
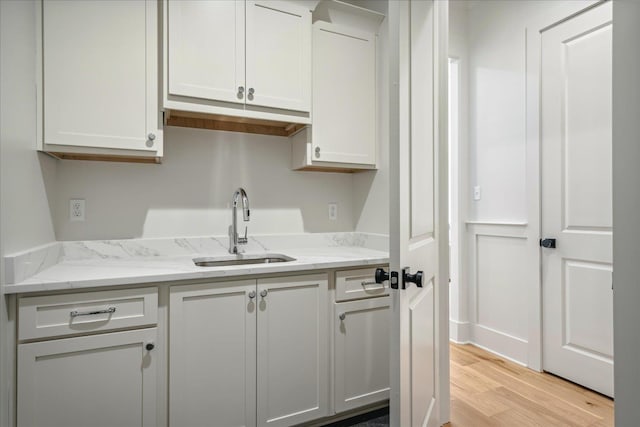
[{"left": 448, "top": 343, "right": 614, "bottom": 426}]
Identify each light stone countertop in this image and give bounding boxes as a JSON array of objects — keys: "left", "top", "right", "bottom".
[{"left": 3, "top": 233, "right": 389, "bottom": 294}]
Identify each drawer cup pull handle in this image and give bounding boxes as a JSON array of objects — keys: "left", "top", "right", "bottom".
[{"left": 70, "top": 307, "right": 116, "bottom": 318}]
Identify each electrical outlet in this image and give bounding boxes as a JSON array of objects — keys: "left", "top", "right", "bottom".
[
  {"left": 328, "top": 202, "right": 338, "bottom": 221},
  {"left": 473, "top": 186, "right": 481, "bottom": 201},
  {"left": 70, "top": 199, "right": 85, "bottom": 222}
]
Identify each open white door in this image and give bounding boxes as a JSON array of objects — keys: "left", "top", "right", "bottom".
[{"left": 384, "top": 1, "right": 449, "bottom": 426}]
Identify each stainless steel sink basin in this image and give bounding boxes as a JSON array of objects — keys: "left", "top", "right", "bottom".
[{"left": 193, "top": 253, "right": 296, "bottom": 267}]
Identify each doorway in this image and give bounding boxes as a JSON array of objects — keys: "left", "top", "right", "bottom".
[{"left": 447, "top": 0, "right": 614, "bottom": 403}]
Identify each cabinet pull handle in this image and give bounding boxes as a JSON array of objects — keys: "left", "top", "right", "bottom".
[
  {"left": 146, "top": 343, "right": 155, "bottom": 351},
  {"left": 70, "top": 307, "right": 116, "bottom": 318},
  {"left": 260, "top": 289, "right": 268, "bottom": 298},
  {"left": 248, "top": 290, "right": 256, "bottom": 299},
  {"left": 238, "top": 86, "right": 245, "bottom": 99},
  {"left": 361, "top": 280, "right": 378, "bottom": 286},
  {"left": 339, "top": 313, "right": 346, "bottom": 321},
  {"left": 248, "top": 88, "right": 255, "bottom": 101}
]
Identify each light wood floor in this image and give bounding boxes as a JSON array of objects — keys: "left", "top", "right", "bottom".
[{"left": 448, "top": 343, "right": 614, "bottom": 426}]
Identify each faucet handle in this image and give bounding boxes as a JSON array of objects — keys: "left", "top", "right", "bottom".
[{"left": 238, "top": 226, "right": 248, "bottom": 244}]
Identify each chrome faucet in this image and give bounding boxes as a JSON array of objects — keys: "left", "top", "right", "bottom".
[{"left": 229, "top": 188, "right": 250, "bottom": 254}]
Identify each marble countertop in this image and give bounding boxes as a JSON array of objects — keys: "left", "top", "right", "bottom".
[{"left": 3, "top": 233, "right": 389, "bottom": 294}]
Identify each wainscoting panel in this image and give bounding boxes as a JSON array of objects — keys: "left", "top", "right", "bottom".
[{"left": 466, "top": 222, "right": 530, "bottom": 364}]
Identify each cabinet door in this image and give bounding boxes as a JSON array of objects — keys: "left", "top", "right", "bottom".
[
  {"left": 334, "top": 297, "right": 390, "bottom": 413},
  {"left": 41, "top": 0, "right": 160, "bottom": 153},
  {"left": 312, "top": 22, "right": 376, "bottom": 165},
  {"left": 170, "top": 280, "right": 257, "bottom": 427},
  {"left": 257, "top": 274, "right": 328, "bottom": 426},
  {"left": 167, "top": 0, "right": 245, "bottom": 104},
  {"left": 17, "top": 328, "right": 157, "bottom": 427},
  {"left": 245, "top": 1, "right": 311, "bottom": 112}
]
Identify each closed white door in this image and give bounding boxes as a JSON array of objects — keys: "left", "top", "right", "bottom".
[
  {"left": 256, "top": 274, "right": 328, "bottom": 426},
  {"left": 541, "top": 2, "right": 613, "bottom": 397},
  {"left": 245, "top": 1, "right": 311, "bottom": 112},
  {"left": 167, "top": 0, "right": 245, "bottom": 104},
  {"left": 42, "top": 0, "right": 159, "bottom": 152},
  {"left": 388, "top": 1, "right": 449, "bottom": 426},
  {"left": 311, "top": 22, "right": 376, "bottom": 166},
  {"left": 169, "top": 280, "right": 257, "bottom": 427},
  {"left": 334, "top": 297, "right": 390, "bottom": 413},
  {"left": 17, "top": 328, "right": 157, "bottom": 427}
]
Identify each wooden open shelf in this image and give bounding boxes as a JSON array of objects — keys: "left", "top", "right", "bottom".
[{"left": 164, "top": 110, "right": 307, "bottom": 137}]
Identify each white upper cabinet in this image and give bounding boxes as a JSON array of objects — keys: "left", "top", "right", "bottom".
[
  {"left": 164, "top": 0, "right": 312, "bottom": 124},
  {"left": 245, "top": 1, "right": 311, "bottom": 112},
  {"left": 168, "top": 1, "right": 245, "bottom": 104},
  {"left": 38, "top": 0, "right": 162, "bottom": 162},
  {"left": 290, "top": 1, "right": 383, "bottom": 172}
]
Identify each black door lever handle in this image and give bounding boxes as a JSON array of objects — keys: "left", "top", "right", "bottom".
[{"left": 540, "top": 238, "right": 556, "bottom": 249}]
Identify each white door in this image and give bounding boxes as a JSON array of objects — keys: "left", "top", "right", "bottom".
[
  {"left": 42, "top": 0, "right": 159, "bottom": 152},
  {"left": 541, "top": 2, "right": 613, "bottom": 397},
  {"left": 245, "top": 1, "right": 311, "bottom": 112},
  {"left": 256, "top": 274, "right": 328, "bottom": 426},
  {"left": 17, "top": 328, "right": 157, "bottom": 427},
  {"left": 387, "top": 1, "right": 449, "bottom": 426},
  {"left": 167, "top": 0, "right": 245, "bottom": 104},
  {"left": 169, "top": 280, "right": 257, "bottom": 427}
]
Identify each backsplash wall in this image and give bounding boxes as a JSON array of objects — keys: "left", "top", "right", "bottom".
[{"left": 53, "top": 126, "right": 356, "bottom": 241}]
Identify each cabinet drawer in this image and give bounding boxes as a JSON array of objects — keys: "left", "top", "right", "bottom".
[
  {"left": 335, "top": 267, "right": 389, "bottom": 302},
  {"left": 19, "top": 287, "right": 158, "bottom": 341}
]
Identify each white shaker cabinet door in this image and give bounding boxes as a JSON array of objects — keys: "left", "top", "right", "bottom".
[
  {"left": 41, "top": 0, "right": 161, "bottom": 154},
  {"left": 17, "top": 328, "right": 158, "bottom": 427},
  {"left": 256, "top": 274, "right": 328, "bottom": 426},
  {"left": 169, "top": 280, "right": 257, "bottom": 427},
  {"left": 334, "top": 297, "right": 391, "bottom": 413},
  {"left": 167, "top": 0, "right": 245, "bottom": 104},
  {"left": 312, "top": 22, "right": 377, "bottom": 166},
  {"left": 245, "top": 1, "right": 311, "bottom": 112}
]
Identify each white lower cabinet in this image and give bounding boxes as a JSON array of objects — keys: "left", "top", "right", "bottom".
[
  {"left": 17, "top": 328, "right": 158, "bottom": 427},
  {"left": 170, "top": 273, "right": 328, "bottom": 427},
  {"left": 334, "top": 296, "right": 390, "bottom": 413}
]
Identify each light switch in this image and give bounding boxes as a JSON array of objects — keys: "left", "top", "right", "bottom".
[{"left": 473, "top": 186, "right": 481, "bottom": 201}]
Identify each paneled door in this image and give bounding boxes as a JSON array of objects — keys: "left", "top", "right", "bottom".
[
  {"left": 256, "top": 274, "right": 328, "bottom": 426},
  {"left": 17, "top": 329, "right": 157, "bottom": 427},
  {"left": 387, "top": 1, "right": 449, "bottom": 426},
  {"left": 541, "top": 2, "right": 613, "bottom": 397},
  {"left": 245, "top": 1, "right": 311, "bottom": 112},
  {"left": 167, "top": 0, "right": 245, "bottom": 104}
]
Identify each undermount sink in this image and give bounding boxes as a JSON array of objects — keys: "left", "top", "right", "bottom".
[{"left": 193, "top": 253, "right": 296, "bottom": 267}]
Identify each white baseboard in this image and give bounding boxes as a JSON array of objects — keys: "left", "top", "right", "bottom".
[
  {"left": 449, "top": 319, "right": 470, "bottom": 344},
  {"left": 470, "top": 324, "right": 528, "bottom": 366}
]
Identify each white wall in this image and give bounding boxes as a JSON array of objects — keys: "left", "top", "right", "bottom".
[
  {"left": 613, "top": 0, "right": 640, "bottom": 424},
  {"left": 0, "top": 2, "right": 58, "bottom": 426},
  {"left": 53, "top": 127, "right": 358, "bottom": 241}
]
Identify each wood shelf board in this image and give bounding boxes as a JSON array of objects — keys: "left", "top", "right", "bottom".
[
  {"left": 165, "top": 109, "right": 306, "bottom": 137},
  {"left": 47, "top": 152, "right": 161, "bottom": 164}
]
